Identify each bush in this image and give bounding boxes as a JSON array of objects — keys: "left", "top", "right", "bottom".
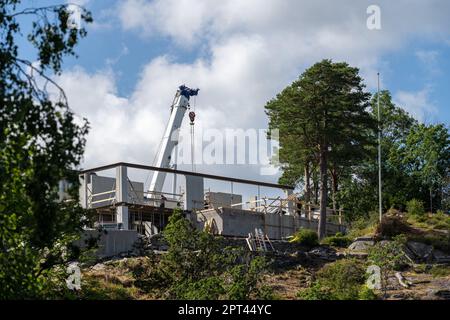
[
  {"left": 367, "top": 235, "right": 408, "bottom": 296},
  {"left": 321, "top": 232, "right": 353, "bottom": 248},
  {"left": 408, "top": 233, "right": 450, "bottom": 254},
  {"left": 375, "top": 215, "right": 413, "bottom": 239},
  {"left": 297, "top": 259, "right": 376, "bottom": 300},
  {"left": 429, "top": 210, "right": 450, "bottom": 230},
  {"left": 347, "top": 211, "right": 379, "bottom": 238},
  {"left": 430, "top": 265, "right": 450, "bottom": 278},
  {"left": 406, "top": 199, "right": 426, "bottom": 217},
  {"left": 131, "top": 209, "right": 271, "bottom": 300},
  {"left": 289, "top": 229, "right": 319, "bottom": 247},
  {"left": 77, "top": 276, "right": 140, "bottom": 300}
]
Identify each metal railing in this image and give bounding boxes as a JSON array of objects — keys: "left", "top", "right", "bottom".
[
  {"left": 199, "top": 196, "right": 345, "bottom": 225},
  {"left": 86, "top": 187, "right": 183, "bottom": 209}
]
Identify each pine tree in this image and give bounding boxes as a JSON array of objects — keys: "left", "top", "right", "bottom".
[{"left": 266, "top": 59, "right": 375, "bottom": 238}]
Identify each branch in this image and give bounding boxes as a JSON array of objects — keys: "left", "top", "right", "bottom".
[
  {"left": 395, "top": 272, "right": 412, "bottom": 288},
  {"left": 8, "top": 3, "right": 84, "bottom": 18},
  {"left": 14, "top": 58, "right": 68, "bottom": 105}
]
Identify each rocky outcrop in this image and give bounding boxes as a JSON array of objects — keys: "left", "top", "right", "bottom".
[
  {"left": 307, "top": 246, "right": 339, "bottom": 261},
  {"left": 404, "top": 241, "right": 434, "bottom": 263},
  {"left": 347, "top": 237, "right": 375, "bottom": 254},
  {"left": 432, "top": 250, "right": 450, "bottom": 264}
]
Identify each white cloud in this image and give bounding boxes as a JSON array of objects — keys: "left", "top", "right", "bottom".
[
  {"left": 56, "top": 67, "right": 166, "bottom": 169},
  {"left": 59, "top": 0, "right": 450, "bottom": 185},
  {"left": 394, "top": 88, "right": 438, "bottom": 123}
]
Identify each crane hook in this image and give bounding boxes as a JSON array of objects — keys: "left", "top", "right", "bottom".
[{"left": 189, "top": 111, "right": 196, "bottom": 125}]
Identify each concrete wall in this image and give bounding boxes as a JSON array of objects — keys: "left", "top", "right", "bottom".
[
  {"left": 79, "top": 174, "right": 144, "bottom": 209},
  {"left": 205, "top": 192, "right": 243, "bottom": 209},
  {"left": 73, "top": 229, "right": 139, "bottom": 258},
  {"left": 197, "top": 208, "right": 346, "bottom": 239}
]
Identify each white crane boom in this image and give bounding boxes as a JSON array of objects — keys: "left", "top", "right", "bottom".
[{"left": 148, "top": 85, "right": 199, "bottom": 195}]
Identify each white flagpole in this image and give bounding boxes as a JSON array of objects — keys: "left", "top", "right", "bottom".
[{"left": 377, "top": 72, "right": 383, "bottom": 222}]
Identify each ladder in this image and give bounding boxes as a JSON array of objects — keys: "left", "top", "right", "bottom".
[{"left": 246, "top": 228, "right": 275, "bottom": 252}]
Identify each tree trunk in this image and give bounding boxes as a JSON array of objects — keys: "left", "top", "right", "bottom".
[
  {"left": 318, "top": 146, "right": 328, "bottom": 240},
  {"left": 304, "top": 162, "right": 311, "bottom": 204},
  {"left": 313, "top": 172, "right": 319, "bottom": 204},
  {"left": 330, "top": 168, "right": 338, "bottom": 213}
]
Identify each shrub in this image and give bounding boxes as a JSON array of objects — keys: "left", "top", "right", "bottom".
[
  {"left": 375, "top": 215, "right": 413, "bottom": 239},
  {"left": 131, "top": 209, "right": 271, "bottom": 300},
  {"left": 347, "top": 211, "right": 379, "bottom": 238},
  {"left": 289, "top": 229, "right": 319, "bottom": 247},
  {"left": 321, "top": 232, "right": 353, "bottom": 248},
  {"left": 408, "top": 233, "right": 450, "bottom": 254},
  {"left": 429, "top": 210, "right": 450, "bottom": 230},
  {"left": 367, "top": 235, "right": 408, "bottom": 296},
  {"left": 297, "top": 259, "right": 376, "bottom": 300},
  {"left": 406, "top": 199, "right": 426, "bottom": 217},
  {"left": 430, "top": 265, "right": 450, "bottom": 278},
  {"left": 358, "top": 285, "right": 378, "bottom": 300},
  {"left": 77, "top": 276, "right": 140, "bottom": 300}
]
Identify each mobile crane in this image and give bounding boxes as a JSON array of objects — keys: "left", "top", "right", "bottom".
[{"left": 148, "top": 85, "right": 199, "bottom": 196}]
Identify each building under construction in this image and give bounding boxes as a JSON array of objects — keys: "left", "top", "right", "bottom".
[{"left": 70, "top": 86, "right": 346, "bottom": 256}]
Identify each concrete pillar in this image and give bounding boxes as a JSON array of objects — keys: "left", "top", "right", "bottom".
[
  {"left": 285, "top": 189, "right": 294, "bottom": 216},
  {"left": 83, "top": 173, "right": 89, "bottom": 209},
  {"left": 116, "top": 165, "right": 129, "bottom": 230},
  {"left": 184, "top": 175, "right": 204, "bottom": 211}
]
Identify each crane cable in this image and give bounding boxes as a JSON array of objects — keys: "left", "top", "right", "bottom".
[{"left": 189, "top": 96, "right": 197, "bottom": 172}]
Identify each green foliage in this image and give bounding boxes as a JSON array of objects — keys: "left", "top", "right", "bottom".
[
  {"left": 266, "top": 58, "right": 450, "bottom": 228},
  {"left": 407, "top": 209, "right": 450, "bottom": 231},
  {"left": 430, "top": 211, "right": 450, "bottom": 230},
  {"left": 75, "top": 276, "right": 140, "bottom": 300},
  {"left": 358, "top": 285, "right": 378, "bottom": 300},
  {"left": 401, "top": 124, "right": 450, "bottom": 212},
  {"left": 408, "top": 233, "right": 450, "bottom": 254},
  {"left": 289, "top": 229, "right": 319, "bottom": 247},
  {"left": 367, "top": 235, "right": 408, "bottom": 295},
  {"left": 406, "top": 199, "right": 426, "bottom": 217},
  {"left": 337, "top": 91, "right": 450, "bottom": 221},
  {"left": 321, "top": 232, "right": 352, "bottom": 248},
  {"left": 430, "top": 265, "right": 450, "bottom": 278},
  {"left": 265, "top": 59, "right": 375, "bottom": 238},
  {"left": 347, "top": 211, "right": 379, "bottom": 238},
  {"left": 131, "top": 209, "right": 271, "bottom": 300},
  {"left": 0, "top": 1, "right": 92, "bottom": 298},
  {"left": 375, "top": 215, "right": 413, "bottom": 239},
  {"left": 298, "top": 259, "right": 376, "bottom": 300}
]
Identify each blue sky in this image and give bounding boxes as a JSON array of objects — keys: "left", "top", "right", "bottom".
[
  {"left": 61, "top": 1, "right": 448, "bottom": 123},
  {"left": 13, "top": 0, "right": 450, "bottom": 195}
]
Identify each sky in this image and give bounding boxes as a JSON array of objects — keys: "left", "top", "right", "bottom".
[{"left": 15, "top": 0, "right": 450, "bottom": 197}]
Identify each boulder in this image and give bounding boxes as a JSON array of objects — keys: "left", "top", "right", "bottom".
[
  {"left": 405, "top": 241, "right": 434, "bottom": 263},
  {"left": 348, "top": 238, "right": 375, "bottom": 253},
  {"left": 432, "top": 250, "right": 450, "bottom": 264},
  {"left": 91, "top": 263, "right": 106, "bottom": 271}
]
